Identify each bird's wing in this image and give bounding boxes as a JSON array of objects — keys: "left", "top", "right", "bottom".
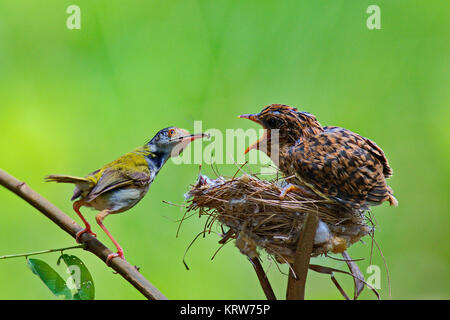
[
  {"left": 85, "top": 152, "right": 151, "bottom": 202},
  {"left": 323, "top": 126, "right": 392, "bottom": 178},
  {"left": 289, "top": 127, "right": 390, "bottom": 208}
]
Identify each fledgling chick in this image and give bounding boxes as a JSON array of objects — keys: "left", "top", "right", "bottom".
[
  {"left": 46, "top": 127, "right": 208, "bottom": 264},
  {"left": 239, "top": 104, "right": 397, "bottom": 211}
]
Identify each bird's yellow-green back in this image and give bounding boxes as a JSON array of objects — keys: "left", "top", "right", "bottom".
[{"left": 85, "top": 145, "right": 153, "bottom": 186}]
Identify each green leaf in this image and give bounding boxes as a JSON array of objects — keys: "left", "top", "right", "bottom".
[
  {"left": 27, "top": 258, "right": 72, "bottom": 300},
  {"left": 58, "top": 254, "right": 95, "bottom": 300}
]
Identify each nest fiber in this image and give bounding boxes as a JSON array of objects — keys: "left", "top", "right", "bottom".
[{"left": 185, "top": 173, "right": 373, "bottom": 264}]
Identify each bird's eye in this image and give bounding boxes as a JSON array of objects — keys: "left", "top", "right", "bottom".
[
  {"left": 168, "top": 129, "right": 176, "bottom": 137},
  {"left": 266, "top": 117, "right": 279, "bottom": 128}
]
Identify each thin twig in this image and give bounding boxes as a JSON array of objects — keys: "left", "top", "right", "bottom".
[
  {"left": 0, "top": 244, "right": 85, "bottom": 259},
  {"left": 330, "top": 274, "right": 350, "bottom": 300},
  {"left": 371, "top": 234, "right": 391, "bottom": 297},
  {"left": 309, "top": 264, "right": 380, "bottom": 299},
  {"left": 0, "top": 169, "right": 167, "bottom": 300},
  {"left": 249, "top": 257, "right": 277, "bottom": 300},
  {"left": 182, "top": 230, "right": 207, "bottom": 270},
  {"left": 286, "top": 212, "right": 319, "bottom": 300},
  {"left": 342, "top": 251, "right": 365, "bottom": 299},
  {"left": 218, "top": 229, "right": 234, "bottom": 244}
]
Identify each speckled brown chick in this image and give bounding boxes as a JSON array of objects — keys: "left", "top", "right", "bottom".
[{"left": 239, "top": 104, "right": 397, "bottom": 211}]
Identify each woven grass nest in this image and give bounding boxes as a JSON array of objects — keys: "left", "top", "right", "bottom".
[{"left": 185, "top": 171, "right": 374, "bottom": 264}]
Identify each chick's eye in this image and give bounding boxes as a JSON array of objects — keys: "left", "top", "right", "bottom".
[{"left": 266, "top": 118, "right": 279, "bottom": 128}]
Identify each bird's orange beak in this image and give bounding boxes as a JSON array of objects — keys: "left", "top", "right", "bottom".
[
  {"left": 238, "top": 113, "right": 266, "bottom": 154},
  {"left": 169, "top": 128, "right": 209, "bottom": 158},
  {"left": 185, "top": 132, "right": 209, "bottom": 142},
  {"left": 177, "top": 129, "right": 209, "bottom": 142}
]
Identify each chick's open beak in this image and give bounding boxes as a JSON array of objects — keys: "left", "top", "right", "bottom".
[
  {"left": 244, "top": 130, "right": 268, "bottom": 154},
  {"left": 238, "top": 113, "right": 262, "bottom": 125},
  {"left": 238, "top": 113, "right": 266, "bottom": 154}
]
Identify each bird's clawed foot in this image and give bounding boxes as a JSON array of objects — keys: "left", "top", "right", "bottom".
[
  {"left": 279, "top": 184, "right": 302, "bottom": 200},
  {"left": 75, "top": 227, "right": 97, "bottom": 243},
  {"left": 106, "top": 250, "right": 125, "bottom": 266}
]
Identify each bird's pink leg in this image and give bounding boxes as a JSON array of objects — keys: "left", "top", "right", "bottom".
[
  {"left": 73, "top": 201, "right": 97, "bottom": 243},
  {"left": 95, "top": 210, "right": 126, "bottom": 265}
]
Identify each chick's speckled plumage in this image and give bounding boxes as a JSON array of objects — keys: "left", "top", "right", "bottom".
[
  {"left": 282, "top": 125, "right": 396, "bottom": 209},
  {"left": 241, "top": 104, "right": 397, "bottom": 210}
]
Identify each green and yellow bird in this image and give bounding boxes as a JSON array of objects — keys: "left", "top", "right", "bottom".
[{"left": 46, "top": 127, "right": 207, "bottom": 264}]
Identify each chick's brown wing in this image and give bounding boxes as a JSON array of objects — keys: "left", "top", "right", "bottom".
[{"left": 288, "top": 127, "right": 393, "bottom": 209}]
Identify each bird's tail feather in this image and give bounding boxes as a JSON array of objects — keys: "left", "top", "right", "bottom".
[
  {"left": 388, "top": 194, "right": 398, "bottom": 207},
  {"left": 45, "top": 174, "right": 89, "bottom": 184},
  {"left": 367, "top": 184, "right": 398, "bottom": 207}
]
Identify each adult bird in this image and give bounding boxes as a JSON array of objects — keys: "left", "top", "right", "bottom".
[
  {"left": 239, "top": 104, "right": 397, "bottom": 211},
  {"left": 46, "top": 127, "right": 208, "bottom": 264}
]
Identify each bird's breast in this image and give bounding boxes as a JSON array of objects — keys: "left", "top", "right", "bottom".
[{"left": 89, "top": 185, "right": 150, "bottom": 213}]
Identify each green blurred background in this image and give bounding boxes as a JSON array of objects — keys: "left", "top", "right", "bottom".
[{"left": 0, "top": 0, "right": 448, "bottom": 299}]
